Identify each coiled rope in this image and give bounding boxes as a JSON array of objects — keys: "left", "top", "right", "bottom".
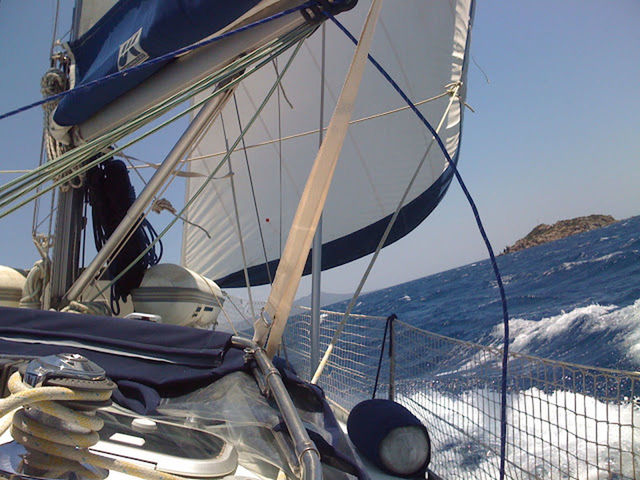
[
  {"left": 86, "top": 158, "right": 163, "bottom": 314},
  {"left": 0, "top": 372, "right": 183, "bottom": 480}
]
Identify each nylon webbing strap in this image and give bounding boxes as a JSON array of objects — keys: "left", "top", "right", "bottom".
[{"left": 258, "top": 0, "right": 385, "bottom": 357}]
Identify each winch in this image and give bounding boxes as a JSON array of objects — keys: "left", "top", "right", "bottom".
[
  {"left": 0, "top": 353, "right": 237, "bottom": 480},
  {"left": 10, "top": 353, "right": 116, "bottom": 479}
]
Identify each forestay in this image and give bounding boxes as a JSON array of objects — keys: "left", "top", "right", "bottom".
[{"left": 182, "top": 0, "right": 473, "bottom": 288}]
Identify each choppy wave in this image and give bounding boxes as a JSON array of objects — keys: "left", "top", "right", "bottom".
[
  {"left": 488, "top": 301, "right": 640, "bottom": 368},
  {"left": 560, "top": 251, "right": 625, "bottom": 270},
  {"left": 318, "top": 217, "right": 640, "bottom": 479}
]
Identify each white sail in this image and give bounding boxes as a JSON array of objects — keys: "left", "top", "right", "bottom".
[
  {"left": 72, "top": 0, "right": 119, "bottom": 37},
  {"left": 181, "top": 0, "right": 473, "bottom": 288}
]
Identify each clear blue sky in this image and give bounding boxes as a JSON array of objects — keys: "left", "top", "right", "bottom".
[{"left": 0, "top": 1, "right": 638, "bottom": 298}]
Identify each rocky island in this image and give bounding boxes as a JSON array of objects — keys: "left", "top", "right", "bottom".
[{"left": 502, "top": 214, "right": 617, "bottom": 255}]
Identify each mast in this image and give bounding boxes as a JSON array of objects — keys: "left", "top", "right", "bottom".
[
  {"left": 49, "top": 187, "right": 84, "bottom": 308},
  {"left": 48, "top": 0, "right": 84, "bottom": 309}
]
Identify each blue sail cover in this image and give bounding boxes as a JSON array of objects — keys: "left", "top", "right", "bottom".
[
  {"left": 0, "top": 306, "right": 244, "bottom": 411},
  {"left": 54, "top": 0, "right": 263, "bottom": 127},
  {"left": 0, "top": 307, "right": 367, "bottom": 478}
]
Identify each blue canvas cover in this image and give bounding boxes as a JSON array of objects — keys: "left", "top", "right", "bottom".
[
  {"left": 0, "top": 307, "right": 368, "bottom": 478},
  {"left": 54, "top": 0, "right": 263, "bottom": 126},
  {"left": 0, "top": 306, "right": 244, "bottom": 411}
]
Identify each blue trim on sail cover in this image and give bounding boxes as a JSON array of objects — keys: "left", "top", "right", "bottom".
[
  {"left": 54, "top": 0, "right": 263, "bottom": 127},
  {"left": 216, "top": 161, "right": 457, "bottom": 288}
]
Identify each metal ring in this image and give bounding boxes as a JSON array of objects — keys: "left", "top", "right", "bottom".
[{"left": 297, "top": 444, "right": 320, "bottom": 466}]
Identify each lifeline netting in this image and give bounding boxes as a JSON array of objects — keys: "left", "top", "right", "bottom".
[{"left": 281, "top": 307, "right": 639, "bottom": 480}]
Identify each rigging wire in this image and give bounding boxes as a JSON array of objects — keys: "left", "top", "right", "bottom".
[
  {"left": 274, "top": 59, "right": 284, "bottom": 258},
  {"left": 221, "top": 113, "right": 257, "bottom": 323},
  {"left": 49, "top": 0, "right": 61, "bottom": 58},
  {"left": 232, "top": 93, "right": 273, "bottom": 284},
  {"left": 310, "top": 22, "right": 327, "bottom": 373},
  {"left": 327, "top": 12, "right": 511, "bottom": 480},
  {"left": 223, "top": 292, "right": 255, "bottom": 331},
  {"left": 0, "top": 2, "right": 319, "bottom": 122}
]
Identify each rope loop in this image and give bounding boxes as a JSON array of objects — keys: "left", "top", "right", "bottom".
[{"left": 40, "top": 68, "right": 68, "bottom": 97}]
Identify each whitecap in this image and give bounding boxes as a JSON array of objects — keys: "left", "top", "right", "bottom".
[
  {"left": 396, "top": 386, "right": 638, "bottom": 479},
  {"left": 489, "top": 300, "right": 640, "bottom": 365},
  {"left": 490, "top": 304, "right": 614, "bottom": 351},
  {"left": 559, "top": 251, "right": 625, "bottom": 270}
]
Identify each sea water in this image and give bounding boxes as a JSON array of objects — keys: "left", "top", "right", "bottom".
[
  {"left": 330, "top": 215, "right": 640, "bottom": 372},
  {"left": 324, "top": 215, "right": 640, "bottom": 478}
]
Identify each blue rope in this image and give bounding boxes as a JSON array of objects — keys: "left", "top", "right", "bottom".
[
  {"left": 0, "top": 1, "right": 318, "bottom": 122},
  {"left": 371, "top": 313, "right": 397, "bottom": 399},
  {"left": 328, "top": 14, "right": 511, "bottom": 480}
]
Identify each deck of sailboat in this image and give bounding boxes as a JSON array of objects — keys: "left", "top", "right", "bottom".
[{"left": 1, "top": 1, "right": 637, "bottom": 479}]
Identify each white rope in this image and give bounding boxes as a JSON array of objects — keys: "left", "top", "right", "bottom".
[
  {"left": 177, "top": 91, "right": 452, "bottom": 166},
  {"left": 1, "top": 372, "right": 183, "bottom": 480},
  {"left": 19, "top": 260, "right": 48, "bottom": 310}
]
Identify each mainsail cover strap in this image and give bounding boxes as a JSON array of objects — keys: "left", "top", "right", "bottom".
[{"left": 258, "top": 0, "right": 384, "bottom": 356}]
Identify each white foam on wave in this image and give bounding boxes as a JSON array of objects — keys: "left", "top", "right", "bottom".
[
  {"left": 616, "top": 299, "right": 640, "bottom": 364},
  {"left": 490, "top": 274, "right": 514, "bottom": 288},
  {"left": 490, "top": 300, "right": 640, "bottom": 364},
  {"left": 399, "top": 385, "right": 639, "bottom": 479},
  {"left": 542, "top": 251, "right": 626, "bottom": 275}
]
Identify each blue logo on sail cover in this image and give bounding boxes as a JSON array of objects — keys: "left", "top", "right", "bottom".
[{"left": 117, "top": 28, "right": 149, "bottom": 71}]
